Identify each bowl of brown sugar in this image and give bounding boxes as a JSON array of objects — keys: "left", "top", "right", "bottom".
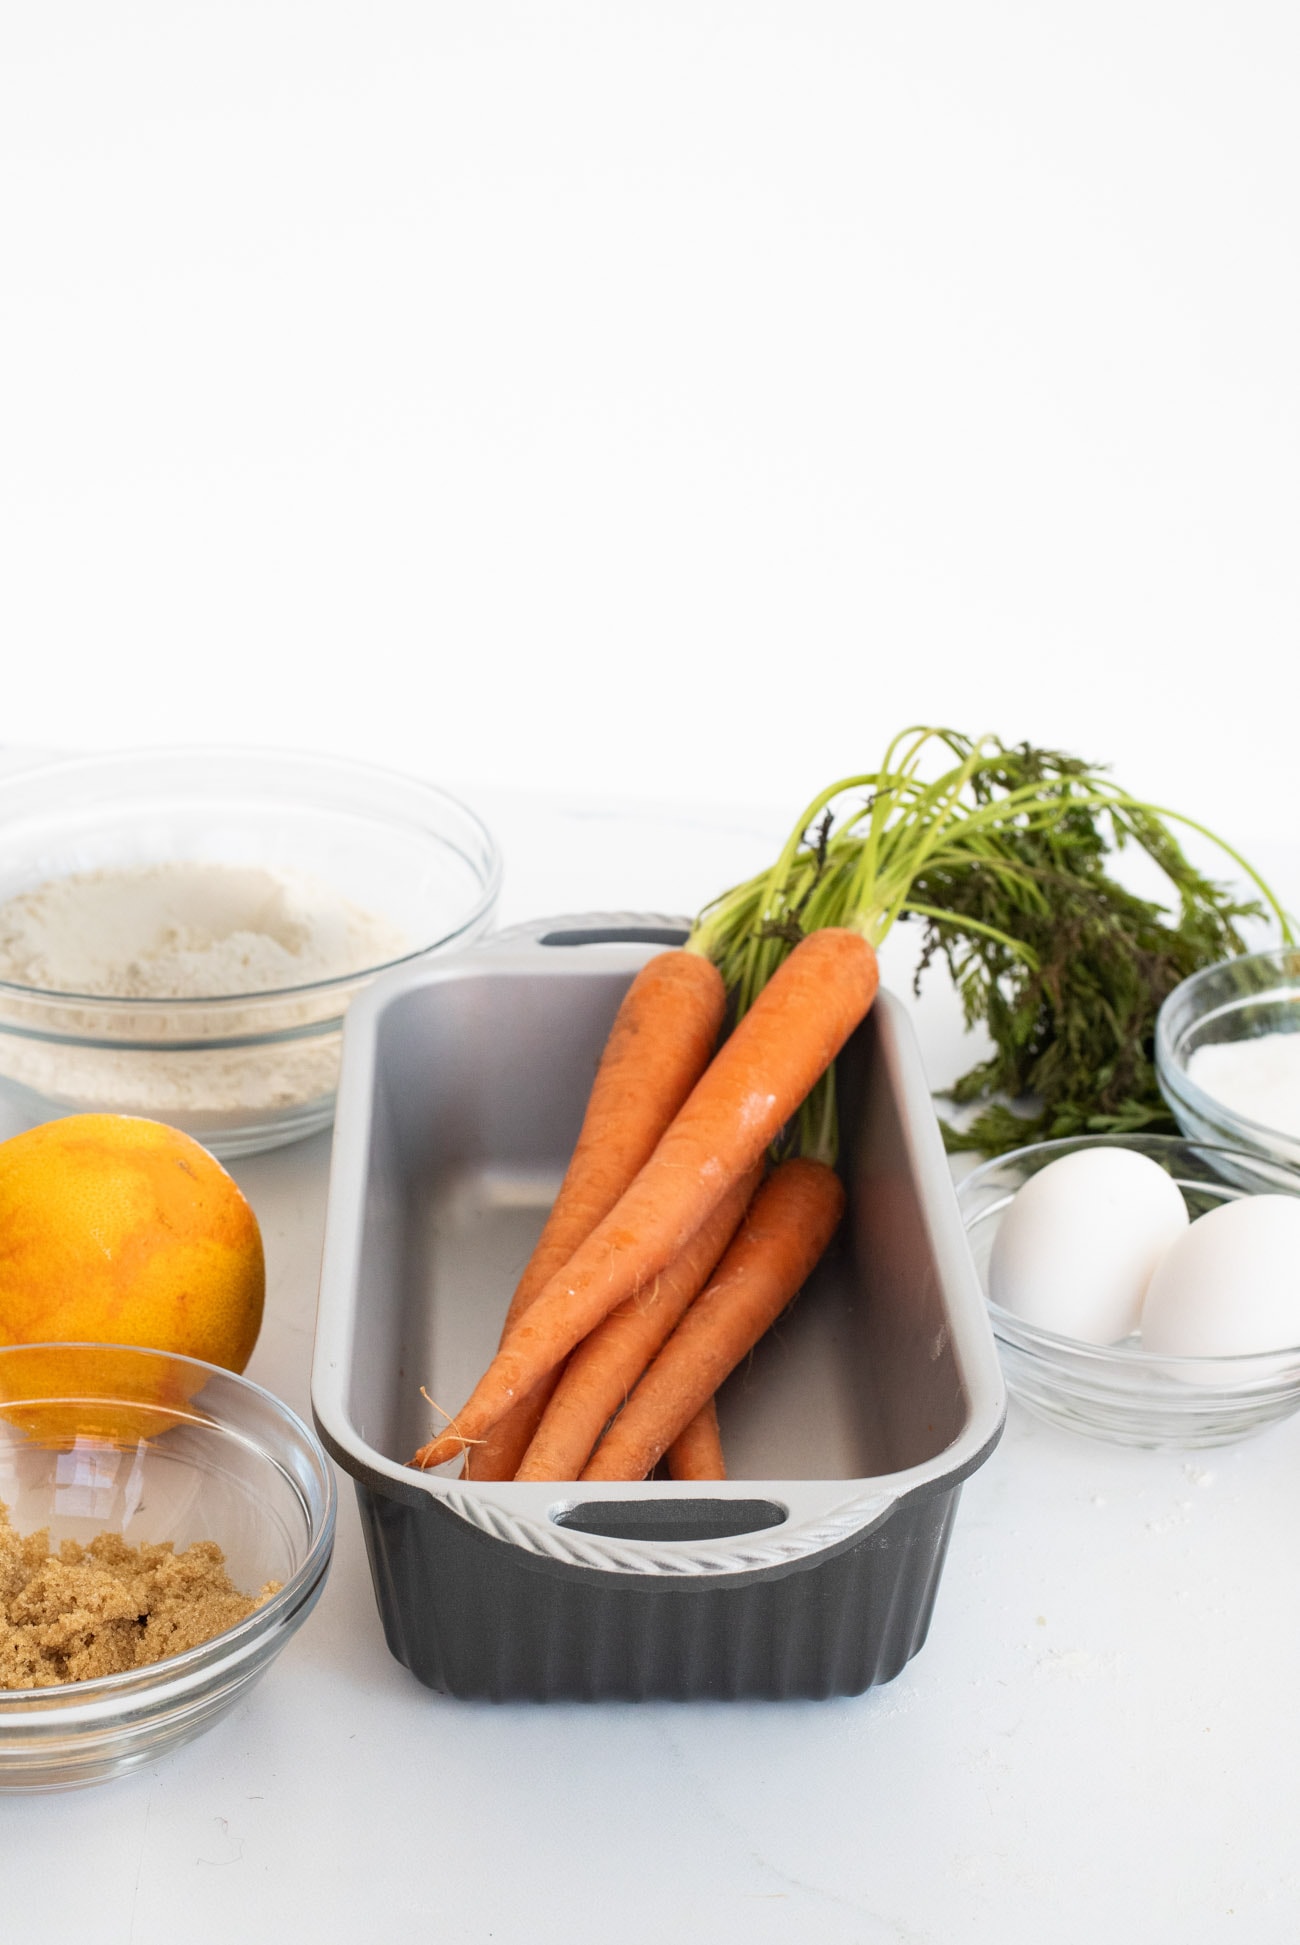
[{"left": 0, "top": 1343, "right": 335, "bottom": 1792}]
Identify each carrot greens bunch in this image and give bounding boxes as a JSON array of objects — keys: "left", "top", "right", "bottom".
[{"left": 690, "top": 728, "right": 1290, "bottom": 1158}]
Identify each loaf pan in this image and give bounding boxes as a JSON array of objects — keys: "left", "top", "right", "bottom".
[{"left": 310, "top": 915, "right": 1005, "bottom": 1701}]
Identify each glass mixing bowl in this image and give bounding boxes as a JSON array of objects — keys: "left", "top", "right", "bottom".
[
  {"left": 0, "top": 749, "right": 501, "bottom": 1155},
  {"left": 1157, "top": 946, "right": 1300, "bottom": 1178},
  {"left": 0, "top": 1343, "right": 335, "bottom": 1793},
  {"left": 956, "top": 1134, "right": 1300, "bottom": 1449}
]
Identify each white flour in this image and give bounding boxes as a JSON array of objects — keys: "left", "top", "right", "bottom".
[
  {"left": 0, "top": 863, "right": 409, "bottom": 1129},
  {"left": 0, "top": 862, "right": 407, "bottom": 999}
]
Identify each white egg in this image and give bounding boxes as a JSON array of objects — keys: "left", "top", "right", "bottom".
[
  {"left": 989, "top": 1147, "right": 1190, "bottom": 1344},
  {"left": 1140, "top": 1194, "right": 1300, "bottom": 1360}
]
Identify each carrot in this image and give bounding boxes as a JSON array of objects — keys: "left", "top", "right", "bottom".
[
  {"left": 580, "top": 1157, "right": 845, "bottom": 1482},
  {"left": 462, "top": 948, "right": 725, "bottom": 1480},
  {"left": 513, "top": 1164, "right": 761, "bottom": 1482},
  {"left": 666, "top": 1396, "right": 726, "bottom": 1481},
  {"left": 409, "top": 928, "right": 874, "bottom": 1471},
  {"left": 462, "top": 1370, "right": 562, "bottom": 1484}
]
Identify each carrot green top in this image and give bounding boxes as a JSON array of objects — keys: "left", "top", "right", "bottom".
[{"left": 685, "top": 727, "right": 1292, "bottom": 1157}]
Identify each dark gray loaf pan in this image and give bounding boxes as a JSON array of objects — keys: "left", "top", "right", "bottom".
[{"left": 310, "top": 915, "right": 1005, "bottom": 1701}]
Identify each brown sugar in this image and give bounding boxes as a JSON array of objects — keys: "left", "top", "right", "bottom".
[{"left": 0, "top": 1499, "right": 279, "bottom": 1690}]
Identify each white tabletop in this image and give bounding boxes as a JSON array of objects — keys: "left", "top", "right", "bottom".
[{"left": 4, "top": 786, "right": 1299, "bottom": 1945}]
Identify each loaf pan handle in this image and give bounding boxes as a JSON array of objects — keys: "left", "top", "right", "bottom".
[
  {"left": 553, "top": 1497, "right": 788, "bottom": 1543},
  {"left": 487, "top": 911, "right": 693, "bottom": 953},
  {"left": 439, "top": 1477, "right": 903, "bottom": 1576},
  {"left": 539, "top": 924, "right": 690, "bottom": 948}
]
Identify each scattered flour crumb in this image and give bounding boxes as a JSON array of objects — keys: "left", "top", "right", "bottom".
[
  {"left": 868, "top": 1680, "right": 920, "bottom": 1718},
  {"left": 1145, "top": 1501, "right": 1195, "bottom": 1534},
  {"left": 1033, "top": 1648, "right": 1116, "bottom": 1682}
]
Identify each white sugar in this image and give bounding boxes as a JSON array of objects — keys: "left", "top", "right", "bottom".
[{"left": 1186, "top": 1033, "right": 1300, "bottom": 1140}]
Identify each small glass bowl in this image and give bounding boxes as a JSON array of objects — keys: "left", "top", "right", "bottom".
[
  {"left": 0, "top": 1343, "right": 335, "bottom": 1792},
  {"left": 956, "top": 1134, "right": 1300, "bottom": 1449},
  {"left": 1157, "top": 946, "right": 1300, "bottom": 1177},
  {"left": 0, "top": 749, "right": 502, "bottom": 1156}
]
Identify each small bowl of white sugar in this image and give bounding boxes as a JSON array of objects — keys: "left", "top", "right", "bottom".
[
  {"left": 0, "top": 750, "right": 500, "bottom": 1156},
  {"left": 1157, "top": 947, "right": 1300, "bottom": 1180}
]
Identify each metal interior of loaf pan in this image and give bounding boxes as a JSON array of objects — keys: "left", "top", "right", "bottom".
[{"left": 311, "top": 915, "right": 1006, "bottom": 1701}]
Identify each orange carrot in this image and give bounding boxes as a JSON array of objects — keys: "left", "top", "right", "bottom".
[
  {"left": 463, "top": 1370, "right": 563, "bottom": 1484},
  {"left": 462, "top": 948, "right": 725, "bottom": 1480},
  {"left": 514, "top": 1164, "right": 761, "bottom": 1482},
  {"left": 581, "top": 1157, "right": 845, "bottom": 1482},
  {"left": 410, "top": 929, "right": 874, "bottom": 1471},
  {"left": 666, "top": 1397, "right": 726, "bottom": 1481},
  {"left": 411, "top": 931, "right": 872, "bottom": 1470}
]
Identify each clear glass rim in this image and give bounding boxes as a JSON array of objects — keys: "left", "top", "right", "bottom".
[
  {"left": 985, "top": 1293, "right": 1300, "bottom": 1382},
  {"left": 1155, "top": 946, "right": 1300, "bottom": 1149},
  {"left": 0, "top": 1343, "right": 337, "bottom": 1711},
  {"left": 0, "top": 745, "right": 503, "bottom": 1006}
]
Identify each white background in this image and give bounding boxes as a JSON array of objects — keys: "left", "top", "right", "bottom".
[
  {"left": 2, "top": 2, "right": 1297, "bottom": 850},
  {"left": 4, "top": 10, "right": 1300, "bottom": 1943}
]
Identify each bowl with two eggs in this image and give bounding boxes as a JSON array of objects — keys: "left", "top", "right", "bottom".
[
  {"left": 0, "top": 750, "right": 501, "bottom": 1157},
  {"left": 958, "top": 1126, "right": 1300, "bottom": 1450},
  {"left": 957, "top": 940, "right": 1300, "bottom": 1449}
]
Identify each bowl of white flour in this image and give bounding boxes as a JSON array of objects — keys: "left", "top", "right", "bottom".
[{"left": 0, "top": 750, "right": 501, "bottom": 1155}]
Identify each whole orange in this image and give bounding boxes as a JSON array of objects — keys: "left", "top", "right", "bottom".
[{"left": 0, "top": 1114, "right": 264, "bottom": 1373}]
